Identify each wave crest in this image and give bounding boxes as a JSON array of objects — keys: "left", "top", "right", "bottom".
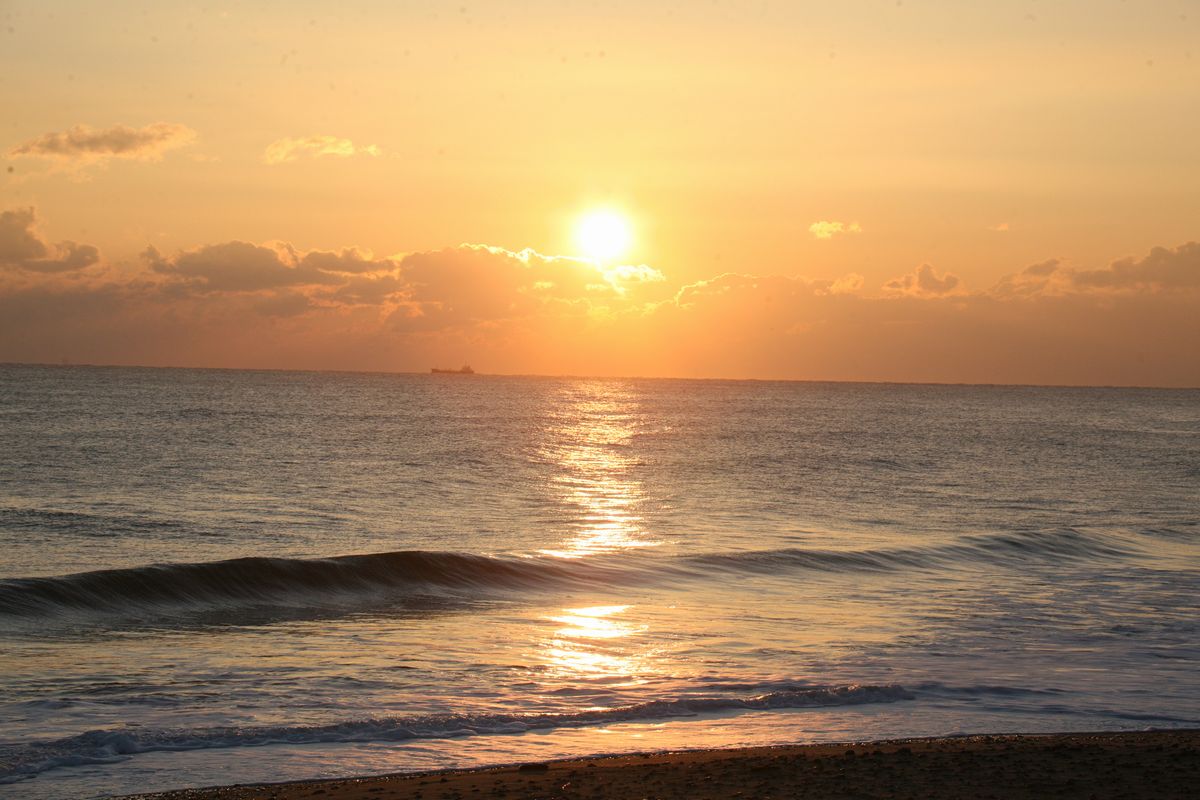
[{"left": 0, "top": 528, "right": 1141, "bottom": 625}]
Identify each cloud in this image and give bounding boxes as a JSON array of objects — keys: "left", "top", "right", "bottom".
[
  {"left": 1070, "top": 242, "right": 1200, "bottom": 291},
  {"left": 672, "top": 273, "right": 828, "bottom": 323},
  {"left": 262, "top": 136, "right": 381, "bottom": 164},
  {"left": 389, "top": 245, "right": 664, "bottom": 331},
  {"left": 146, "top": 242, "right": 324, "bottom": 293},
  {"left": 7, "top": 123, "right": 196, "bottom": 164},
  {"left": 3, "top": 219, "right": 1198, "bottom": 386},
  {"left": 138, "top": 235, "right": 664, "bottom": 329},
  {"left": 651, "top": 269, "right": 1200, "bottom": 386},
  {"left": 145, "top": 241, "right": 397, "bottom": 294},
  {"left": 883, "top": 263, "right": 960, "bottom": 296},
  {"left": 829, "top": 273, "right": 864, "bottom": 294},
  {"left": 330, "top": 274, "right": 407, "bottom": 306},
  {"left": 0, "top": 208, "right": 100, "bottom": 273},
  {"left": 809, "top": 220, "right": 862, "bottom": 239},
  {"left": 987, "top": 243, "right": 1200, "bottom": 297},
  {"left": 299, "top": 247, "right": 394, "bottom": 274},
  {"left": 600, "top": 263, "right": 666, "bottom": 289},
  {"left": 989, "top": 259, "right": 1061, "bottom": 298},
  {"left": 991, "top": 222, "right": 1010, "bottom": 232},
  {"left": 1022, "top": 259, "right": 1060, "bottom": 277},
  {"left": 252, "top": 291, "right": 313, "bottom": 317}
]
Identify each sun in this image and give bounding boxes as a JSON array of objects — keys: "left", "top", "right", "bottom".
[{"left": 575, "top": 209, "right": 632, "bottom": 261}]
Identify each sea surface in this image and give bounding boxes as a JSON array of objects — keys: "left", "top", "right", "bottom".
[{"left": 1, "top": 364, "right": 1197, "bottom": 798}]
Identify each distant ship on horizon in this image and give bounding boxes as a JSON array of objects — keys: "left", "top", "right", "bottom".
[{"left": 431, "top": 365, "right": 475, "bottom": 374}]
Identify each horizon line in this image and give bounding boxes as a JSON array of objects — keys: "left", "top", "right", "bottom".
[{"left": 2, "top": 360, "right": 1196, "bottom": 392}]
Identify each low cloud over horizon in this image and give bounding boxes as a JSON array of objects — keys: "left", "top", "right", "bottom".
[
  {"left": 0, "top": 208, "right": 100, "bottom": 274},
  {"left": 2, "top": 208, "right": 1197, "bottom": 387}
]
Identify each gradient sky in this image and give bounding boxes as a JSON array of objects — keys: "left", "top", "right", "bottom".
[{"left": 2, "top": 1, "right": 1198, "bottom": 385}]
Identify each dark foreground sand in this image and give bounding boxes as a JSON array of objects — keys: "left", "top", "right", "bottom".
[{"left": 123, "top": 730, "right": 1199, "bottom": 800}]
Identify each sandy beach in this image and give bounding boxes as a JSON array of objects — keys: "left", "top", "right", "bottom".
[{"left": 121, "top": 730, "right": 1199, "bottom": 800}]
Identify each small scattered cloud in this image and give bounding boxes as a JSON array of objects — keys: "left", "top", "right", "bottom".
[
  {"left": 884, "top": 263, "right": 960, "bottom": 296},
  {"left": 829, "top": 273, "right": 864, "bottom": 294},
  {"left": 809, "top": 220, "right": 862, "bottom": 239},
  {"left": 990, "top": 222, "right": 1010, "bottom": 232},
  {"left": 262, "top": 136, "right": 381, "bottom": 165},
  {"left": 7, "top": 123, "right": 196, "bottom": 165},
  {"left": 0, "top": 207, "right": 100, "bottom": 273}
]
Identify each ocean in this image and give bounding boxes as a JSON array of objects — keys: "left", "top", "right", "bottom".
[{"left": 1, "top": 364, "right": 1197, "bottom": 798}]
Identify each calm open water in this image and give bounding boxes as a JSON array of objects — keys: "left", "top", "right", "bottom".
[{"left": 1, "top": 365, "right": 1197, "bottom": 798}]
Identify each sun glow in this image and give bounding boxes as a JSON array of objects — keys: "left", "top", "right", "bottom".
[{"left": 575, "top": 210, "right": 632, "bottom": 261}]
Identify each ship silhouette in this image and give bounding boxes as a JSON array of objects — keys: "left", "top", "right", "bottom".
[{"left": 431, "top": 365, "right": 475, "bottom": 374}]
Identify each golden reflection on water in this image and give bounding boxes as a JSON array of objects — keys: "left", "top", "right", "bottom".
[
  {"left": 541, "top": 604, "right": 655, "bottom": 686},
  {"left": 550, "top": 605, "right": 638, "bottom": 640},
  {"left": 533, "top": 384, "right": 668, "bottom": 687},
  {"left": 538, "top": 382, "right": 659, "bottom": 558}
]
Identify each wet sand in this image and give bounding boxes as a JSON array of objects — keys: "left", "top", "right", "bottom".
[{"left": 123, "top": 730, "right": 1199, "bottom": 800}]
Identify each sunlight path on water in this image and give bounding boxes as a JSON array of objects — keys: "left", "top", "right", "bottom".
[
  {"left": 536, "top": 382, "right": 661, "bottom": 558},
  {"left": 529, "top": 384, "right": 670, "bottom": 694}
]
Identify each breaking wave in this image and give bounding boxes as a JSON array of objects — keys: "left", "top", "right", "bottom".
[{"left": 0, "top": 683, "right": 912, "bottom": 784}]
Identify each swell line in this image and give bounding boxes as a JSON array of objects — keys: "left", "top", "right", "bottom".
[{"left": 0, "top": 528, "right": 1143, "bottom": 626}]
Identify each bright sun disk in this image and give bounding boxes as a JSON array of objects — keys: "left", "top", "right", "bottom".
[{"left": 576, "top": 210, "right": 632, "bottom": 261}]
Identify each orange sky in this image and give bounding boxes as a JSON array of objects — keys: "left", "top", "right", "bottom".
[{"left": 2, "top": 1, "right": 1198, "bottom": 385}]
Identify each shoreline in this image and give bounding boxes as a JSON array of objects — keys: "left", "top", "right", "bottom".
[{"left": 120, "top": 729, "right": 1200, "bottom": 799}]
